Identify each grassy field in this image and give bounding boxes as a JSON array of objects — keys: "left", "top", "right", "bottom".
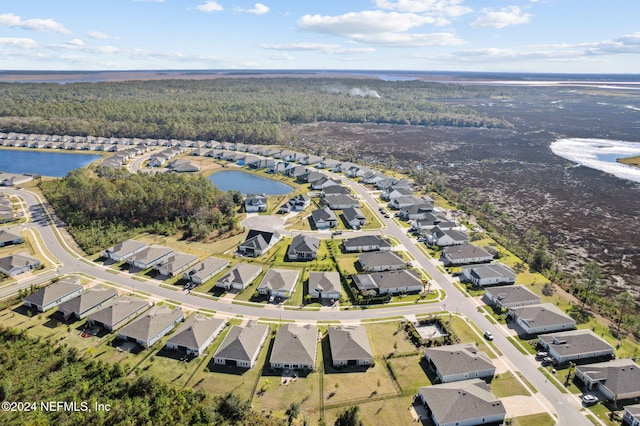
[
  {"left": 386, "top": 355, "right": 431, "bottom": 393},
  {"left": 447, "top": 315, "right": 498, "bottom": 357},
  {"left": 490, "top": 371, "right": 530, "bottom": 398},
  {"left": 365, "top": 321, "right": 418, "bottom": 357},
  {"left": 324, "top": 395, "right": 415, "bottom": 426},
  {"left": 510, "top": 413, "right": 556, "bottom": 426}
]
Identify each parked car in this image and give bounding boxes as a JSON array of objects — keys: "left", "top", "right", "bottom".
[
  {"left": 541, "top": 356, "right": 555, "bottom": 366},
  {"left": 535, "top": 351, "right": 549, "bottom": 359},
  {"left": 484, "top": 331, "right": 493, "bottom": 340},
  {"left": 581, "top": 394, "right": 599, "bottom": 406}
]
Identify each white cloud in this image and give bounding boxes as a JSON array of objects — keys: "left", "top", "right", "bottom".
[
  {"left": 471, "top": 6, "right": 532, "bottom": 29},
  {"left": 0, "top": 37, "right": 39, "bottom": 49},
  {"left": 585, "top": 32, "right": 640, "bottom": 55},
  {"left": 259, "top": 42, "right": 340, "bottom": 52},
  {"left": 374, "top": 0, "right": 472, "bottom": 17},
  {"left": 298, "top": 11, "right": 436, "bottom": 36},
  {"left": 246, "top": 3, "right": 269, "bottom": 15},
  {"left": 0, "top": 13, "right": 70, "bottom": 34},
  {"left": 333, "top": 47, "right": 376, "bottom": 55},
  {"left": 266, "top": 53, "right": 293, "bottom": 61},
  {"left": 352, "top": 31, "right": 464, "bottom": 47},
  {"left": 196, "top": 1, "right": 223, "bottom": 12},
  {"left": 66, "top": 38, "right": 84, "bottom": 47},
  {"left": 88, "top": 31, "right": 111, "bottom": 40}
]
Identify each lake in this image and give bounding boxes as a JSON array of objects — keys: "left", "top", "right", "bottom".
[
  {"left": 208, "top": 171, "right": 293, "bottom": 195},
  {"left": 0, "top": 149, "right": 102, "bottom": 177}
]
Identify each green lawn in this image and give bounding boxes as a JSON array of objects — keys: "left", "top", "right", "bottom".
[
  {"left": 386, "top": 355, "right": 431, "bottom": 393},
  {"left": 365, "top": 321, "right": 418, "bottom": 357},
  {"left": 446, "top": 315, "right": 499, "bottom": 357},
  {"left": 509, "top": 413, "right": 556, "bottom": 426},
  {"left": 324, "top": 395, "right": 415, "bottom": 426},
  {"left": 490, "top": 371, "right": 531, "bottom": 398}
]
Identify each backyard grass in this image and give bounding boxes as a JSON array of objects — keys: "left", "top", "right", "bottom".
[
  {"left": 324, "top": 395, "right": 415, "bottom": 426},
  {"left": 365, "top": 321, "right": 418, "bottom": 357},
  {"left": 386, "top": 355, "right": 431, "bottom": 393},
  {"left": 322, "top": 361, "right": 397, "bottom": 405}
]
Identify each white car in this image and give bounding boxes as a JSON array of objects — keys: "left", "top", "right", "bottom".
[
  {"left": 484, "top": 331, "right": 493, "bottom": 340},
  {"left": 581, "top": 394, "right": 599, "bottom": 406}
]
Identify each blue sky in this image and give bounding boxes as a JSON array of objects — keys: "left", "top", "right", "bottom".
[{"left": 1, "top": 0, "right": 639, "bottom": 73}]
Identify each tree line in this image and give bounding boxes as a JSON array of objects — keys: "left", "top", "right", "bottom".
[
  {"left": 0, "top": 78, "right": 512, "bottom": 144},
  {"left": 39, "top": 167, "right": 242, "bottom": 254}
]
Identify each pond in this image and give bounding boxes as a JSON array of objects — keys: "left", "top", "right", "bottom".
[
  {"left": 208, "top": 170, "right": 293, "bottom": 195},
  {"left": 0, "top": 149, "right": 102, "bottom": 177}
]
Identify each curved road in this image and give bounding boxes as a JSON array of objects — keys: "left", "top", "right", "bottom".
[{"left": 2, "top": 168, "right": 592, "bottom": 425}]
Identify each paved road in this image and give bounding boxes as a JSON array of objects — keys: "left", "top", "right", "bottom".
[{"left": 2, "top": 168, "right": 593, "bottom": 425}]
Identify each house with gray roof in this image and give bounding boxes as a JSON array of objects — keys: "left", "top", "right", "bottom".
[
  {"left": 424, "top": 343, "right": 496, "bottom": 383},
  {"left": 398, "top": 203, "right": 436, "bottom": 221},
  {"left": 238, "top": 229, "right": 281, "bottom": 257},
  {"left": 381, "top": 186, "right": 413, "bottom": 201},
  {"left": 0, "top": 229, "right": 22, "bottom": 247},
  {"left": 287, "top": 234, "right": 320, "bottom": 261},
  {"left": 575, "top": 359, "right": 640, "bottom": 401},
  {"left": 166, "top": 315, "right": 226, "bottom": 356},
  {"left": 342, "top": 207, "right": 367, "bottom": 229},
  {"left": 623, "top": 404, "right": 640, "bottom": 426},
  {"left": 128, "top": 245, "right": 174, "bottom": 269},
  {"left": 417, "top": 379, "right": 506, "bottom": 426},
  {"left": 213, "top": 322, "right": 270, "bottom": 368},
  {"left": 342, "top": 235, "right": 392, "bottom": 252},
  {"left": 328, "top": 325, "right": 374, "bottom": 367},
  {"left": 310, "top": 176, "right": 341, "bottom": 190},
  {"left": 308, "top": 271, "right": 341, "bottom": 300},
  {"left": 154, "top": 252, "right": 199, "bottom": 277},
  {"left": 117, "top": 305, "right": 183, "bottom": 349},
  {"left": 0, "top": 252, "right": 42, "bottom": 276},
  {"left": 484, "top": 285, "right": 541, "bottom": 309},
  {"left": 244, "top": 194, "right": 267, "bottom": 213},
  {"left": 316, "top": 158, "right": 340, "bottom": 169},
  {"left": 57, "top": 287, "right": 118, "bottom": 321},
  {"left": 352, "top": 269, "right": 423, "bottom": 296},
  {"left": 269, "top": 324, "right": 318, "bottom": 370},
  {"left": 538, "top": 329, "right": 615, "bottom": 365},
  {"left": 389, "top": 195, "right": 428, "bottom": 210},
  {"left": 426, "top": 227, "right": 469, "bottom": 247},
  {"left": 442, "top": 244, "right": 494, "bottom": 266},
  {"left": 461, "top": 263, "right": 516, "bottom": 287},
  {"left": 509, "top": 303, "right": 576, "bottom": 335},
  {"left": 279, "top": 194, "right": 310, "bottom": 213},
  {"left": 324, "top": 194, "right": 359, "bottom": 210},
  {"left": 102, "top": 239, "right": 147, "bottom": 262},
  {"left": 257, "top": 268, "right": 300, "bottom": 299},
  {"left": 22, "top": 277, "right": 83, "bottom": 312},
  {"left": 183, "top": 257, "right": 229, "bottom": 285},
  {"left": 87, "top": 297, "right": 150, "bottom": 331},
  {"left": 358, "top": 251, "right": 407, "bottom": 272},
  {"left": 310, "top": 208, "right": 338, "bottom": 230},
  {"left": 215, "top": 263, "right": 263, "bottom": 291},
  {"left": 321, "top": 185, "right": 352, "bottom": 197}
]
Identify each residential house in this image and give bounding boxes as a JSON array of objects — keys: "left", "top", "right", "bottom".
[
  {"left": 424, "top": 343, "right": 496, "bottom": 383},
  {"left": 484, "top": 285, "right": 541, "bottom": 309},
  {"left": 257, "top": 268, "right": 300, "bottom": 299},
  {"left": 358, "top": 251, "right": 407, "bottom": 272},
  {"left": 267, "top": 161, "right": 287, "bottom": 174},
  {"left": 22, "top": 277, "right": 83, "bottom": 312},
  {"left": 168, "top": 158, "right": 199, "bottom": 173},
  {"left": 298, "top": 154, "right": 323, "bottom": 165},
  {"left": 623, "top": 404, "right": 640, "bottom": 426},
  {"left": 87, "top": 297, "right": 150, "bottom": 331},
  {"left": 128, "top": 245, "right": 174, "bottom": 269},
  {"left": 237, "top": 229, "right": 281, "bottom": 257},
  {"left": 117, "top": 305, "right": 184, "bottom": 349},
  {"left": 417, "top": 379, "right": 506, "bottom": 426},
  {"left": 183, "top": 257, "right": 229, "bottom": 285},
  {"left": 57, "top": 287, "right": 118, "bottom": 321},
  {"left": 252, "top": 158, "right": 276, "bottom": 170},
  {"left": 442, "top": 244, "right": 494, "bottom": 266},
  {"left": 389, "top": 195, "right": 428, "bottom": 210},
  {"left": 538, "top": 329, "right": 615, "bottom": 365},
  {"left": 154, "top": 253, "right": 199, "bottom": 277},
  {"left": 308, "top": 271, "right": 341, "bottom": 300},
  {"left": 303, "top": 171, "right": 326, "bottom": 185},
  {"left": 398, "top": 203, "right": 435, "bottom": 221},
  {"left": 411, "top": 212, "right": 457, "bottom": 232},
  {"left": 287, "top": 234, "right": 320, "bottom": 261},
  {"left": 102, "top": 239, "right": 147, "bottom": 262},
  {"left": 278, "top": 194, "right": 310, "bottom": 213},
  {"left": 509, "top": 303, "right": 576, "bottom": 335},
  {"left": 360, "top": 171, "right": 386, "bottom": 184},
  {"left": 575, "top": 359, "right": 640, "bottom": 401},
  {"left": 381, "top": 186, "right": 413, "bottom": 201},
  {"left": 166, "top": 315, "right": 226, "bottom": 357},
  {"left": 0, "top": 252, "right": 42, "bottom": 276},
  {"left": 426, "top": 227, "right": 469, "bottom": 247},
  {"left": 0, "top": 229, "right": 23, "bottom": 247},
  {"left": 215, "top": 263, "right": 263, "bottom": 291},
  {"left": 316, "top": 158, "right": 340, "bottom": 169},
  {"left": 244, "top": 194, "right": 267, "bottom": 213},
  {"left": 269, "top": 324, "right": 318, "bottom": 370},
  {"left": 328, "top": 325, "right": 374, "bottom": 367},
  {"left": 352, "top": 270, "right": 423, "bottom": 295},
  {"left": 324, "top": 194, "right": 360, "bottom": 210},
  {"left": 286, "top": 165, "right": 308, "bottom": 178},
  {"left": 310, "top": 176, "right": 341, "bottom": 190},
  {"left": 342, "top": 207, "right": 367, "bottom": 229},
  {"left": 461, "top": 263, "right": 516, "bottom": 287},
  {"left": 212, "top": 322, "right": 270, "bottom": 368},
  {"left": 310, "top": 208, "right": 338, "bottom": 230},
  {"left": 342, "top": 235, "right": 392, "bottom": 252},
  {"left": 321, "top": 185, "right": 352, "bottom": 197}
]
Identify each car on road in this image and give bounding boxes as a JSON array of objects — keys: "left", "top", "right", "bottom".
[
  {"left": 581, "top": 394, "right": 599, "bottom": 406},
  {"left": 484, "top": 331, "right": 493, "bottom": 340},
  {"left": 332, "top": 230, "right": 342, "bottom": 236}
]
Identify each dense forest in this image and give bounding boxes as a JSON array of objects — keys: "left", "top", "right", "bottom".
[
  {"left": 0, "top": 78, "right": 511, "bottom": 144},
  {"left": 0, "top": 327, "right": 280, "bottom": 425},
  {"left": 39, "top": 168, "right": 242, "bottom": 254}
]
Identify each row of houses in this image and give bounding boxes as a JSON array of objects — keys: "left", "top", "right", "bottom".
[{"left": 0, "top": 194, "right": 15, "bottom": 222}]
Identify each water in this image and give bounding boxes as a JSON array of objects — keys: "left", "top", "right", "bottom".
[
  {"left": 208, "top": 170, "right": 293, "bottom": 195},
  {"left": 0, "top": 149, "right": 101, "bottom": 177}
]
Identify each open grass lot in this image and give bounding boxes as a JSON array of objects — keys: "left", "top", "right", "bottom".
[
  {"left": 446, "top": 315, "right": 499, "bottom": 357},
  {"left": 322, "top": 361, "right": 397, "bottom": 405},
  {"left": 135, "top": 344, "right": 206, "bottom": 389},
  {"left": 386, "top": 354, "right": 431, "bottom": 394},
  {"left": 586, "top": 402, "right": 619, "bottom": 426},
  {"left": 324, "top": 394, "right": 415, "bottom": 426},
  {"left": 509, "top": 412, "right": 556, "bottom": 426},
  {"left": 490, "top": 371, "right": 530, "bottom": 398},
  {"left": 365, "top": 321, "right": 418, "bottom": 357}
]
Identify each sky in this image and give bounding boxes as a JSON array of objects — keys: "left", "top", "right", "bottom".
[{"left": 1, "top": 0, "right": 640, "bottom": 73}]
